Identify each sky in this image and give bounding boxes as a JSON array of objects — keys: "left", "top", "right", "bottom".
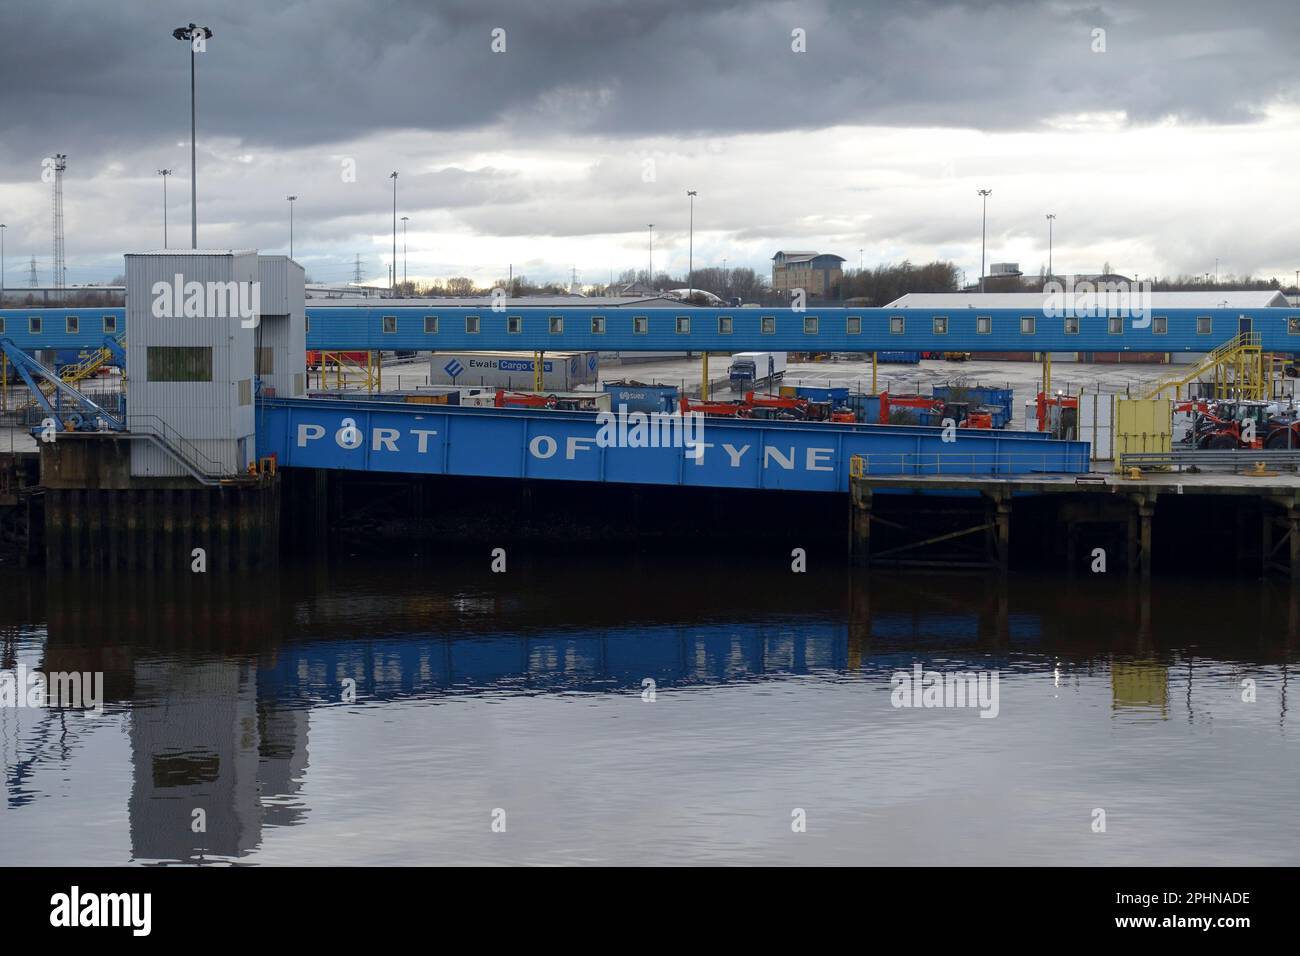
[{"left": 1, "top": 0, "right": 1299, "bottom": 289}]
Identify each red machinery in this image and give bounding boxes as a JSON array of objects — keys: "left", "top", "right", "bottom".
[
  {"left": 1035, "top": 391, "right": 1079, "bottom": 434},
  {"left": 679, "top": 396, "right": 747, "bottom": 416},
  {"left": 1188, "top": 400, "right": 1285, "bottom": 450},
  {"left": 495, "top": 389, "right": 603, "bottom": 411},
  {"left": 495, "top": 389, "right": 556, "bottom": 408},
  {"left": 878, "top": 392, "right": 942, "bottom": 425},
  {"left": 679, "top": 392, "right": 858, "bottom": 423}
]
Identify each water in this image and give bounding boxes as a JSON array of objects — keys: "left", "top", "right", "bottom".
[{"left": 1, "top": 558, "right": 1297, "bottom": 866}]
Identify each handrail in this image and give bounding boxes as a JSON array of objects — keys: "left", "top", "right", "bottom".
[
  {"left": 851, "top": 451, "right": 1090, "bottom": 476},
  {"left": 134, "top": 433, "right": 225, "bottom": 486},
  {"left": 1143, "top": 331, "right": 1264, "bottom": 400},
  {"left": 124, "top": 413, "right": 226, "bottom": 475}
]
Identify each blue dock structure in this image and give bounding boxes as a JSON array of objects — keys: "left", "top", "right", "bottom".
[
  {"left": 255, "top": 397, "right": 1088, "bottom": 490},
  {"left": 9, "top": 263, "right": 1296, "bottom": 578}
]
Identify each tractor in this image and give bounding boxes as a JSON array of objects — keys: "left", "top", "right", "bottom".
[{"left": 1191, "top": 400, "right": 1277, "bottom": 450}]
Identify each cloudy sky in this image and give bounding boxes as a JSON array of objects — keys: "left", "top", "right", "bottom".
[{"left": 1, "top": 0, "right": 1299, "bottom": 289}]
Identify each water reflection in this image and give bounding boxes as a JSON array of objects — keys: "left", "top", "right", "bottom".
[{"left": 1, "top": 559, "right": 1297, "bottom": 865}]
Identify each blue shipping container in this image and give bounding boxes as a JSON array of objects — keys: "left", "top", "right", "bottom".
[
  {"left": 603, "top": 381, "right": 679, "bottom": 413},
  {"left": 789, "top": 385, "right": 850, "bottom": 405}
]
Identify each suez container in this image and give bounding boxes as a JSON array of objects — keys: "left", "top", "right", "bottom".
[
  {"left": 428, "top": 350, "right": 599, "bottom": 390},
  {"left": 602, "top": 380, "right": 679, "bottom": 413},
  {"left": 727, "top": 352, "right": 788, "bottom": 389}
]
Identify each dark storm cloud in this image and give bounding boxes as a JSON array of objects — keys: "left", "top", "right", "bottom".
[{"left": 2, "top": 0, "right": 1299, "bottom": 163}]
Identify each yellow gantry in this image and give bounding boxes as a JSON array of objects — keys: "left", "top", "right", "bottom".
[{"left": 1142, "top": 332, "right": 1270, "bottom": 401}]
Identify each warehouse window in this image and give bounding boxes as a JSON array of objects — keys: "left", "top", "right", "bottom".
[
  {"left": 676, "top": 315, "right": 690, "bottom": 334},
  {"left": 761, "top": 315, "right": 776, "bottom": 334},
  {"left": 507, "top": 315, "right": 522, "bottom": 334},
  {"left": 1197, "top": 315, "right": 1212, "bottom": 335},
  {"left": 890, "top": 316, "right": 904, "bottom": 335},
  {"left": 591, "top": 315, "right": 606, "bottom": 334},
  {"left": 382, "top": 315, "right": 397, "bottom": 333},
  {"left": 933, "top": 316, "right": 947, "bottom": 335},
  {"left": 1108, "top": 316, "right": 1122, "bottom": 335},
  {"left": 976, "top": 315, "right": 991, "bottom": 334},
  {"left": 1064, "top": 316, "right": 1079, "bottom": 335},
  {"left": 718, "top": 315, "right": 733, "bottom": 334},
  {"left": 804, "top": 315, "right": 819, "bottom": 335},
  {"left": 147, "top": 346, "right": 212, "bottom": 382},
  {"left": 633, "top": 315, "right": 648, "bottom": 335},
  {"left": 29, "top": 316, "right": 41, "bottom": 334},
  {"left": 424, "top": 315, "right": 438, "bottom": 333},
  {"left": 0, "top": 318, "right": 4, "bottom": 333},
  {"left": 466, "top": 315, "right": 480, "bottom": 334},
  {"left": 549, "top": 315, "right": 564, "bottom": 334},
  {"left": 846, "top": 315, "right": 861, "bottom": 335},
  {"left": 238, "top": 378, "right": 252, "bottom": 406},
  {"left": 1288, "top": 317, "right": 1300, "bottom": 335},
  {"left": 66, "top": 315, "right": 79, "bottom": 334},
  {"left": 1153, "top": 316, "right": 1168, "bottom": 335},
  {"left": 1020, "top": 315, "right": 1036, "bottom": 335},
  {"left": 103, "top": 314, "right": 117, "bottom": 333},
  {"left": 255, "top": 347, "right": 274, "bottom": 374}
]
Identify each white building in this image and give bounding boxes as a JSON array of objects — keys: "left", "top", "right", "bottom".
[{"left": 124, "top": 250, "right": 305, "bottom": 478}]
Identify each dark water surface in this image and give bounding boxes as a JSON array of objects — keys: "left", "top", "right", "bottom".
[{"left": 1, "top": 557, "right": 1297, "bottom": 865}]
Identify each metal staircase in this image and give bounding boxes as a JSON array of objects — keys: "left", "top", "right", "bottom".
[
  {"left": 1142, "top": 332, "right": 1267, "bottom": 401},
  {"left": 59, "top": 335, "right": 125, "bottom": 386}
]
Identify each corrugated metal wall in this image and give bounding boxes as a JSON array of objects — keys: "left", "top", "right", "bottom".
[
  {"left": 125, "top": 251, "right": 258, "bottom": 477},
  {"left": 256, "top": 256, "right": 307, "bottom": 399}
]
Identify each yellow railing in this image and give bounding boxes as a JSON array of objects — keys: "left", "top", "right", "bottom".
[
  {"left": 1142, "top": 332, "right": 1267, "bottom": 401},
  {"left": 318, "top": 351, "right": 381, "bottom": 392},
  {"left": 59, "top": 341, "right": 120, "bottom": 386}
]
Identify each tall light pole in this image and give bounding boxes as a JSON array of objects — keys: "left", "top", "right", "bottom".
[
  {"left": 401, "top": 216, "right": 409, "bottom": 287},
  {"left": 172, "top": 23, "right": 212, "bottom": 249},
  {"left": 389, "top": 171, "right": 398, "bottom": 293},
  {"left": 686, "top": 190, "right": 697, "bottom": 297},
  {"left": 157, "top": 169, "right": 173, "bottom": 248},
  {"left": 286, "top": 195, "right": 297, "bottom": 259},
  {"left": 1045, "top": 213, "right": 1055, "bottom": 279},
  {"left": 647, "top": 223, "right": 654, "bottom": 287},
  {"left": 0, "top": 223, "right": 6, "bottom": 301},
  {"left": 977, "top": 189, "right": 992, "bottom": 293}
]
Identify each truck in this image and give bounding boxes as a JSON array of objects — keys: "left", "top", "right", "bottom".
[
  {"left": 428, "top": 350, "right": 599, "bottom": 390},
  {"left": 728, "top": 352, "right": 787, "bottom": 392}
]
